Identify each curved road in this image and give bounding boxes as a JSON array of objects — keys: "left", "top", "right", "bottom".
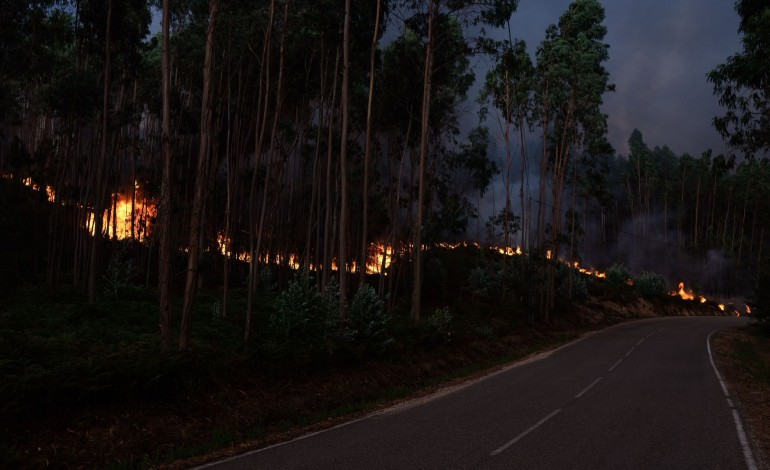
[{"left": 198, "top": 316, "right": 757, "bottom": 470}]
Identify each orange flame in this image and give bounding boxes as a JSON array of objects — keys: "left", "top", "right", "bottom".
[
  {"left": 87, "top": 182, "right": 157, "bottom": 240},
  {"left": 745, "top": 305, "right": 751, "bottom": 315},
  {"left": 718, "top": 304, "right": 725, "bottom": 311}
]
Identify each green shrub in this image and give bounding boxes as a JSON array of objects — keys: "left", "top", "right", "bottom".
[
  {"left": 605, "top": 263, "right": 631, "bottom": 290},
  {"left": 102, "top": 244, "right": 137, "bottom": 298},
  {"left": 555, "top": 264, "right": 589, "bottom": 302},
  {"left": 270, "top": 269, "right": 328, "bottom": 361},
  {"left": 347, "top": 284, "right": 391, "bottom": 353},
  {"left": 750, "top": 265, "right": 770, "bottom": 335},
  {"left": 635, "top": 271, "right": 667, "bottom": 298},
  {"left": 467, "top": 266, "right": 494, "bottom": 297},
  {"left": 426, "top": 307, "right": 453, "bottom": 344}
]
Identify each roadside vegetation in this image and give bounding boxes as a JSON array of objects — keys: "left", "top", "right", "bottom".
[{"left": 0, "top": 231, "right": 725, "bottom": 468}]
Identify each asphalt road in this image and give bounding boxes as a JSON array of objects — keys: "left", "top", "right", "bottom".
[{"left": 198, "top": 316, "right": 757, "bottom": 470}]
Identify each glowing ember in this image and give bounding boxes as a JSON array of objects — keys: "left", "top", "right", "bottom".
[
  {"left": 20, "top": 176, "right": 56, "bottom": 202},
  {"left": 745, "top": 305, "right": 751, "bottom": 314},
  {"left": 718, "top": 304, "right": 725, "bottom": 311}
]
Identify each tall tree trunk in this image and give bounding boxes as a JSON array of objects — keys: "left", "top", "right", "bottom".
[
  {"left": 246, "top": 0, "right": 276, "bottom": 337},
  {"left": 88, "top": 0, "right": 113, "bottom": 304},
  {"left": 359, "top": 0, "right": 382, "bottom": 286},
  {"left": 322, "top": 47, "right": 341, "bottom": 289},
  {"left": 339, "top": 0, "right": 352, "bottom": 318},
  {"left": 179, "top": 0, "right": 219, "bottom": 352},
  {"left": 411, "top": 0, "right": 436, "bottom": 324},
  {"left": 694, "top": 176, "right": 701, "bottom": 246},
  {"left": 158, "top": 0, "right": 174, "bottom": 352}
]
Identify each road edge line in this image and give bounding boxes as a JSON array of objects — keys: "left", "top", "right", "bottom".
[{"left": 707, "top": 328, "right": 758, "bottom": 470}]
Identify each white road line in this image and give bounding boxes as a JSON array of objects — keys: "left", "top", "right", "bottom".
[
  {"left": 625, "top": 347, "right": 635, "bottom": 357},
  {"left": 490, "top": 409, "right": 562, "bottom": 456},
  {"left": 575, "top": 377, "right": 603, "bottom": 398},
  {"left": 636, "top": 338, "right": 645, "bottom": 346},
  {"left": 608, "top": 358, "right": 623, "bottom": 372},
  {"left": 707, "top": 329, "right": 758, "bottom": 470}
]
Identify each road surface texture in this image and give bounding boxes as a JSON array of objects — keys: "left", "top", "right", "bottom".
[{"left": 198, "top": 316, "right": 757, "bottom": 470}]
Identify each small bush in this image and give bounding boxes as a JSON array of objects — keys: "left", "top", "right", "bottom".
[
  {"left": 473, "top": 324, "right": 495, "bottom": 340},
  {"left": 102, "top": 244, "right": 137, "bottom": 298},
  {"left": 426, "top": 307, "right": 453, "bottom": 344},
  {"left": 635, "top": 271, "right": 667, "bottom": 299},
  {"left": 269, "top": 269, "right": 327, "bottom": 361},
  {"left": 555, "top": 264, "right": 589, "bottom": 302},
  {"left": 606, "top": 263, "right": 631, "bottom": 290},
  {"left": 347, "top": 284, "right": 391, "bottom": 353},
  {"left": 467, "top": 266, "right": 494, "bottom": 297},
  {"left": 750, "top": 265, "right": 770, "bottom": 336}
]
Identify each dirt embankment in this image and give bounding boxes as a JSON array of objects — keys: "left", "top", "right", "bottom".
[{"left": 574, "top": 296, "right": 727, "bottom": 324}]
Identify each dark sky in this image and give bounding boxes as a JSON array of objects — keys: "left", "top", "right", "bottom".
[{"left": 491, "top": 0, "right": 742, "bottom": 157}]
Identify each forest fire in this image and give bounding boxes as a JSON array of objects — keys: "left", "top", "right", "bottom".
[
  {"left": 670, "top": 282, "right": 706, "bottom": 303},
  {"left": 86, "top": 183, "right": 157, "bottom": 241},
  {"left": 17, "top": 175, "right": 56, "bottom": 203}
]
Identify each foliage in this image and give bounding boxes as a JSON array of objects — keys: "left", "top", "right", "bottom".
[
  {"left": 708, "top": 0, "right": 770, "bottom": 155},
  {"left": 606, "top": 263, "right": 631, "bottom": 290},
  {"left": 634, "top": 271, "right": 667, "bottom": 299},
  {"left": 485, "top": 208, "right": 521, "bottom": 245},
  {"left": 347, "top": 284, "right": 392, "bottom": 353},
  {"left": 269, "top": 269, "right": 332, "bottom": 362},
  {"left": 425, "top": 306, "right": 453, "bottom": 344},
  {"left": 102, "top": 243, "right": 137, "bottom": 298},
  {"left": 467, "top": 265, "right": 498, "bottom": 298},
  {"left": 556, "top": 268, "right": 588, "bottom": 302},
  {"left": 750, "top": 263, "right": 770, "bottom": 335}
]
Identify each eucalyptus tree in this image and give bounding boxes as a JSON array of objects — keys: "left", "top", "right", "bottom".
[
  {"left": 708, "top": 0, "right": 769, "bottom": 157},
  {"left": 399, "top": 0, "right": 518, "bottom": 323},
  {"left": 480, "top": 38, "right": 534, "bottom": 252},
  {"left": 158, "top": 0, "right": 174, "bottom": 352},
  {"left": 533, "top": 0, "right": 612, "bottom": 318},
  {"left": 180, "top": 0, "right": 219, "bottom": 352}
]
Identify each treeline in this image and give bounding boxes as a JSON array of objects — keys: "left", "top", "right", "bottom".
[{"left": 0, "top": 0, "right": 767, "bottom": 349}]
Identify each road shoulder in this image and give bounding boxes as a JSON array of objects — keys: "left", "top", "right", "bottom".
[{"left": 713, "top": 326, "right": 770, "bottom": 470}]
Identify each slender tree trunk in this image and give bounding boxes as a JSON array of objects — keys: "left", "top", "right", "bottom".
[
  {"left": 246, "top": 0, "right": 276, "bottom": 337},
  {"left": 694, "top": 176, "right": 701, "bottom": 246},
  {"left": 249, "top": 0, "right": 290, "bottom": 341},
  {"left": 158, "top": 0, "right": 174, "bottom": 352},
  {"left": 179, "top": 0, "right": 219, "bottom": 352},
  {"left": 339, "top": 0, "right": 352, "bottom": 318},
  {"left": 411, "top": 0, "right": 436, "bottom": 324},
  {"left": 88, "top": 0, "right": 113, "bottom": 304},
  {"left": 359, "top": 0, "right": 382, "bottom": 286},
  {"left": 322, "top": 47, "right": 341, "bottom": 289}
]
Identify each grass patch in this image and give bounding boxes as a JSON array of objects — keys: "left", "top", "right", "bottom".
[{"left": 730, "top": 335, "right": 770, "bottom": 386}]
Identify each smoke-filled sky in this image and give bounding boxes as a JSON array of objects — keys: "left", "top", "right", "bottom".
[{"left": 486, "top": 0, "right": 742, "bottom": 157}]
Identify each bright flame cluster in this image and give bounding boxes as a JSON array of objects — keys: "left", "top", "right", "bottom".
[
  {"left": 86, "top": 182, "right": 157, "bottom": 241},
  {"left": 669, "top": 282, "right": 706, "bottom": 303}
]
